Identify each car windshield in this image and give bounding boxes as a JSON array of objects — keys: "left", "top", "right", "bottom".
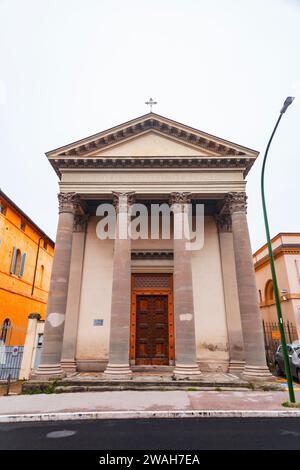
[{"left": 294, "top": 346, "right": 300, "bottom": 357}]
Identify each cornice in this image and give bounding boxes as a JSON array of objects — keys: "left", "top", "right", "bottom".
[
  {"left": 51, "top": 156, "right": 254, "bottom": 178},
  {"left": 253, "top": 233, "right": 300, "bottom": 258},
  {"left": 47, "top": 113, "right": 258, "bottom": 158},
  {"left": 254, "top": 244, "right": 300, "bottom": 271},
  {"left": 46, "top": 114, "right": 258, "bottom": 179}
]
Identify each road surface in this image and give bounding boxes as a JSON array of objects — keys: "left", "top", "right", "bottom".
[{"left": 1, "top": 417, "right": 300, "bottom": 450}]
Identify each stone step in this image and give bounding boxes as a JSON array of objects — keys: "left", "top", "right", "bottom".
[{"left": 22, "top": 379, "right": 267, "bottom": 394}]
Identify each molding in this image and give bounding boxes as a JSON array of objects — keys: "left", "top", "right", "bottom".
[
  {"left": 131, "top": 250, "right": 174, "bottom": 260},
  {"left": 0, "top": 283, "right": 47, "bottom": 304},
  {"left": 260, "top": 293, "right": 300, "bottom": 308},
  {"left": 0, "top": 189, "right": 55, "bottom": 247},
  {"left": 47, "top": 113, "right": 258, "bottom": 159},
  {"left": 51, "top": 156, "right": 254, "bottom": 179},
  {"left": 254, "top": 244, "right": 300, "bottom": 271},
  {"left": 46, "top": 114, "right": 258, "bottom": 178},
  {"left": 253, "top": 232, "right": 300, "bottom": 258}
]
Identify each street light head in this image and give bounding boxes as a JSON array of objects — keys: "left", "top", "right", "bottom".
[{"left": 280, "top": 96, "right": 295, "bottom": 114}]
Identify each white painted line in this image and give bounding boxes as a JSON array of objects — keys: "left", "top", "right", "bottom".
[{"left": 0, "top": 409, "right": 300, "bottom": 423}]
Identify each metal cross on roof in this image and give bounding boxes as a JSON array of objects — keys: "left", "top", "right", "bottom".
[{"left": 145, "top": 97, "right": 157, "bottom": 112}]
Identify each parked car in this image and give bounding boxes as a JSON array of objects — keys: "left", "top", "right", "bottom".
[{"left": 275, "top": 343, "right": 300, "bottom": 382}]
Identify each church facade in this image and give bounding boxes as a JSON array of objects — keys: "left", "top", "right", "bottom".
[{"left": 34, "top": 113, "right": 271, "bottom": 381}]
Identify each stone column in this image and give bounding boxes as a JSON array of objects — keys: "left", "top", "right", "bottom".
[
  {"left": 215, "top": 213, "right": 245, "bottom": 373},
  {"left": 32, "top": 192, "right": 81, "bottom": 380},
  {"left": 170, "top": 192, "right": 201, "bottom": 378},
  {"left": 104, "top": 192, "right": 135, "bottom": 376},
  {"left": 60, "top": 214, "right": 88, "bottom": 374},
  {"left": 225, "top": 192, "right": 272, "bottom": 380}
]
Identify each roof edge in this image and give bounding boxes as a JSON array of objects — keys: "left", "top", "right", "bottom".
[{"left": 0, "top": 189, "right": 55, "bottom": 246}]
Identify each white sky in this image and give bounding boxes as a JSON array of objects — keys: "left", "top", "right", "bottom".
[{"left": 0, "top": 0, "right": 299, "bottom": 251}]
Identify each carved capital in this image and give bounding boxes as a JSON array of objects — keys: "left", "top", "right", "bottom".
[
  {"left": 169, "top": 192, "right": 192, "bottom": 206},
  {"left": 58, "top": 192, "right": 81, "bottom": 214},
  {"left": 215, "top": 213, "right": 232, "bottom": 232},
  {"left": 73, "top": 214, "right": 89, "bottom": 233},
  {"left": 224, "top": 192, "right": 247, "bottom": 215},
  {"left": 112, "top": 191, "right": 135, "bottom": 212}
]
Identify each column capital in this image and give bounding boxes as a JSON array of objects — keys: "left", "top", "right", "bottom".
[
  {"left": 112, "top": 191, "right": 135, "bottom": 212},
  {"left": 215, "top": 213, "right": 232, "bottom": 233},
  {"left": 73, "top": 213, "right": 89, "bottom": 233},
  {"left": 224, "top": 192, "right": 247, "bottom": 215},
  {"left": 58, "top": 192, "right": 82, "bottom": 214},
  {"left": 169, "top": 192, "right": 192, "bottom": 207}
]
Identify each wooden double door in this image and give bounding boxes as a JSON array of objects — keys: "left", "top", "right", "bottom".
[{"left": 130, "top": 274, "right": 174, "bottom": 366}]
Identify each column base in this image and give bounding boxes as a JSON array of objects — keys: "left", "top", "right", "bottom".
[
  {"left": 229, "top": 360, "right": 245, "bottom": 374},
  {"left": 61, "top": 359, "right": 77, "bottom": 375},
  {"left": 30, "top": 363, "right": 66, "bottom": 381},
  {"left": 173, "top": 363, "right": 201, "bottom": 380},
  {"left": 104, "top": 363, "right": 132, "bottom": 378},
  {"left": 242, "top": 364, "right": 275, "bottom": 382}
]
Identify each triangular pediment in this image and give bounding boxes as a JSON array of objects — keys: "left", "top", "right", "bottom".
[
  {"left": 47, "top": 112, "right": 258, "bottom": 158},
  {"left": 90, "top": 130, "right": 214, "bottom": 157},
  {"left": 46, "top": 112, "right": 258, "bottom": 177}
]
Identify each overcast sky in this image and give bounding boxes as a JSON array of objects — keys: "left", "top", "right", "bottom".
[{"left": 1, "top": 0, "right": 299, "bottom": 251}]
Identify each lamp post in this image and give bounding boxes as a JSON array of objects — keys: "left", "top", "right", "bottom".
[{"left": 261, "top": 96, "right": 295, "bottom": 403}]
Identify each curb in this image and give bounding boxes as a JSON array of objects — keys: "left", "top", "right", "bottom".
[{"left": 1, "top": 409, "right": 300, "bottom": 422}]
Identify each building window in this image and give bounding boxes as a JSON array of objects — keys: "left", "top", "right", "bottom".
[
  {"left": 10, "top": 247, "right": 21, "bottom": 275},
  {"left": 20, "top": 220, "right": 26, "bottom": 231},
  {"left": 265, "top": 279, "right": 274, "bottom": 302},
  {"left": 39, "top": 265, "right": 44, "bottom": 288},
  {"left": 10, "top": 248, "right": 26, "bottom": 277},
  {"left": 0, "top": 318, "right": 11, "bottom": 345},
  {"left": 0, "top": 202, "right": 7, "bottom": 216},
  {"left": 19, "top": 253, "right": 26, "bottom": 277},
  {"left": 258, "top": 289, "right": 262, "bottom": 303},
  {"left": 43, "top": 240, "right": 47, "bottom": 251}
]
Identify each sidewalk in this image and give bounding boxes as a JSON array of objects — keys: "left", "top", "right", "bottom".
[{"left": 1, "top": 390, "right": 300, "bottom": 422}]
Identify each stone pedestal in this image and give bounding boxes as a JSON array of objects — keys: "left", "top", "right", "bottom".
[
  {"left": 60, "top": 214, "right": 88, "bottom": 374},
  {"left": 104, "top": 192, "right": 135, "bottom": 377},
  {"left": 170, "top": 192, "right": 201, "bottom": 379},
  {"left": 225, "top": 192, "right": 272, "bottom": 381},
  {"left": 19, "top": 313, "right": 41, "bottom": 380},
  {"left": 32, "top": 192, "right": 81, "bottom": 380}
]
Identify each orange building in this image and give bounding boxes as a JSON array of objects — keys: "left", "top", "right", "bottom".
[{"left": 0, "top": 189, "right": 54, "bottom": 346}]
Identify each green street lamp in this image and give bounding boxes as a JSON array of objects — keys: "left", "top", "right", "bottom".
[{"left": 261, "top": 96, "right": 296, "bottom": 403}]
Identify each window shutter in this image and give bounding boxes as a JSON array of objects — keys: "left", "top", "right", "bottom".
[
  {"left": 19, "top": 252, "right": 26, "bottom": 277},
  {"left": 10, "top": 247, "right": 17, "bottom": 274}
]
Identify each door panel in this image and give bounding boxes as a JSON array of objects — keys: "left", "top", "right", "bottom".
[{"left": 136, "top": 295, "right": 169, "bottom": 365}]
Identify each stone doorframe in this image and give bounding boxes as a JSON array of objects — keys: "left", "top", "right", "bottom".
[{"left": 130, "top": 273, "right": 175, "bottom": 366}]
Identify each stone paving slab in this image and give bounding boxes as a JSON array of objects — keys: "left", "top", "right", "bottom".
[{"left": 1, "top": 390, "right": 300, "bottom": 422}]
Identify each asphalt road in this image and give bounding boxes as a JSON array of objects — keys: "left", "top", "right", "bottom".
[{"left": 1, "top": 418, "right": 300, "bottom": 450}]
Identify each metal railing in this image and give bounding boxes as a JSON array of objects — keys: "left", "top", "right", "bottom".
[
  {"left": 0, "top": 345, "right": 24, "bottom": 380},
  {"left": 262, "top": 320, "right": 298, "bottom": 368}
]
